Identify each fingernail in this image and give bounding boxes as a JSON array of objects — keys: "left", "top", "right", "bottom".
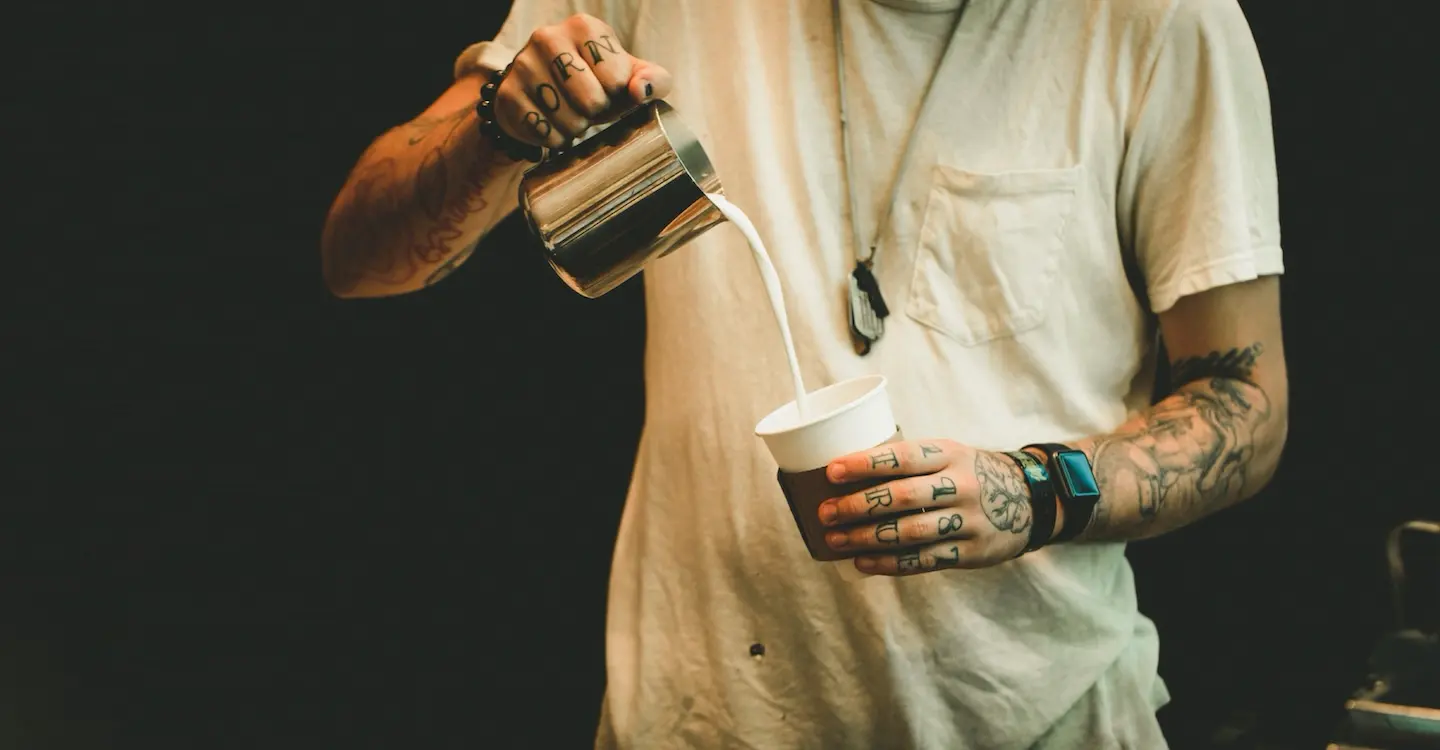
[
  {"left": 643, "top": 81, "right": 653, "bottom": 99},
  {"left": 826, "top": 531, "right": 848, "bottom": 548},
  {"left": 855, "top": 557, "right": 877, "bottom": 572},
  {"left": 828, "top": 464, "right": 847, "bottom": 483},
  {"left": 818, "top": 501, "right": 837, "bottom": 526}
]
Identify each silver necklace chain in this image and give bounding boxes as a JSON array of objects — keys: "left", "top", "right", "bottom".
[{"left": 833, "top": 0, "right": 970, "bottom": 351}]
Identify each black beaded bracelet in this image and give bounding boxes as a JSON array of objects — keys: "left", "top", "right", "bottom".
[
  {"left": 1002, "top": 450, "right": 1057, "bottom": 557},
  {"left": 476, "top": 64, "right": 544, "bottom": 163}
]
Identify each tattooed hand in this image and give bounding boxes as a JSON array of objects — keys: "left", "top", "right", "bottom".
[
  {"left": 816, "top": 441, "right": 1053, "bottom": 576},
  {"left": 493, "top": 14, "right": 673, "bottom": 150}
]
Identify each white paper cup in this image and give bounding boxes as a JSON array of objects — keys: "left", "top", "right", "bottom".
[
  {"left": 756, "top": 375, "right": 896, "bottom": 472},
  {"left": 755, "top": 376, "right": 899, "bottom": 579}
]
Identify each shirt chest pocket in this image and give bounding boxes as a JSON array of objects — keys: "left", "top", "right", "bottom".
[{"left": 906, "top": 164, "right": 1082, "bottom": 346}]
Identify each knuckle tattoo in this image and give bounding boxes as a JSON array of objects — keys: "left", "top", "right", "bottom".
[{"left": 862, "top": 485, "right": 893, "bottom": 515}]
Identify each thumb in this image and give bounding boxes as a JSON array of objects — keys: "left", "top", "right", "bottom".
[{"left": 627, "top": 60, "right": 674, "bottom": 103}]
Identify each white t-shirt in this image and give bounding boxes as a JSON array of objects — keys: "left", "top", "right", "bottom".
[{"left": 457, "top": 0, "right": 1282, "bottom": 747}]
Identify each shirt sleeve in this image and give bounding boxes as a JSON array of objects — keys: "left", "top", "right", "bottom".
[
  {"left": 1117, "top": 0, "right": 1284, "bottom": 314},
  {"left": 453, "top": 0, "right": 640, "bottom": 80}
]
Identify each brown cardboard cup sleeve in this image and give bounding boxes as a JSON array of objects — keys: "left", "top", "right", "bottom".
[{"left": 775, "top": 429, "right": 903, "bottom": 561}]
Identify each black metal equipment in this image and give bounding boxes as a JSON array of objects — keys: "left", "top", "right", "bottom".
[{"left": 1329, "top": 520, "right": 1440, "bottom": 750}]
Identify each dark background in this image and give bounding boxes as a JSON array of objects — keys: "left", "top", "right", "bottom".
[{"left": 6, "top": 1, "right": 1435, "bottom": 748}]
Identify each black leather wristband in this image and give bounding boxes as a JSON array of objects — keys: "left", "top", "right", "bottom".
[
  {"left": 476, "top": 64, "right": 545, "bottom": 163},
  {"left": 1001, "top": 451, "right": 1056, "bottom": 556},
  {"left": 1023, "top": 443, "right": 1101, "bottom": 543}
]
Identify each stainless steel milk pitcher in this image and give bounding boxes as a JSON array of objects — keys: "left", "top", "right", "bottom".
[{"left": 518, "top": 101, "right": 724, "bottom": 298}]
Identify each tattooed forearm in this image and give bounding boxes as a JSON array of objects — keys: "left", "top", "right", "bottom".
[
  {"left": 403, "top": 107, "right": 473, "bottom": 146},
  {"left": 424, "top": 243, "right": 475, "bottom": 287},
  {"left": 322, "top": 103, "right": 511, "bottom": 296},
  {"left": 1074, "top": 342, "right": 1283, "bottom": 542},
  {"left": 1170, "top": 343, "right": 1264, "bottom": 387}
]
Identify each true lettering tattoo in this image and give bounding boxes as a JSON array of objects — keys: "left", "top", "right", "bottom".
[
  {"left": 869, "top": 449, "right": 900, "bottom": 470},
  {"left": 1087, "top": 343, "right": 1272, "bottom": 537},
  {"left": 863, "top": 486, "right": 893, "bottom": 515},
  {"left": 582, "top": 35, "right": 618, "bottom": 64},
  {"left": 875, "top": 520, "right": 901, "bottom": 545},
  {"left": 322, "top": 104, "right": 496, "bottom": 294},
  {"left": 524, "top": 111, "right": 552, "bottom": 138},
  {"left": 974, "top": 452, "right": 1032, "bottom": 534},
  {"left": 897, "top": 550, "right": 923, "bottom": 573},
  {"left": 920, "top": 443, "right": 943, "bottom": 457},
  {"left": 533, "top": 83, "right": 562, "bottom": 113},
  {"left": 934, "top": 545, "right": 961, "bottom": 569},
  {"left": 931, "top": 476, "right": 957, "bottom": 503},
  {"left": 938, "top": 514, "right": 963, "bottom": 537},
  {"left": 552, "top": 52, "right": 587, "bottom": 81}
]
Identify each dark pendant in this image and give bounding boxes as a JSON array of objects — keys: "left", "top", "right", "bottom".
[{"left": 848, "top": 260, "right": 890, "bottom": 355}]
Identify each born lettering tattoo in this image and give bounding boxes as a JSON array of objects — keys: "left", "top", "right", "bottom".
[
  {"left": 931, "top": 476, "right": 957, "bottom": 503},
  {"left": 875, "top": 520, "right": 901, "bottom": 545},
  {"left": 863, "top": 486, "right": 893, "bottom": 515},
  {"left": 1087, "top": 343, "right": 1273, "bottom": 538},
  {"left": 524, "top": 111, "right": 552, "bottom": 138},
  {"left": 897, "top": 550, "right": 923, "bottom": 573},
  {"left": 974, "top": 451, "right": 1032, "bottom": 535},
  {"left": 533, "top": 83, "right": 562, "bottom": 113},
  {"left": 582, "top": 35, "right": 618, "bottom": 64},
  {"left": 869, "top": 449, "right": 900, "bottom": 470},
  {"left": 920, "top": 443, "right": 943, "bottom": 457},
  {"left": 938, "top": 514, "right": 963, "bottom": 537},
  {"left": 552, "top": 52, "right": 587, "bottom": 81}
]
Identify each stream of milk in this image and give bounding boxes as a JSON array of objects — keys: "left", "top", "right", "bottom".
[{"left": 706, "top": 193, "right": 812, "bottom": 420}]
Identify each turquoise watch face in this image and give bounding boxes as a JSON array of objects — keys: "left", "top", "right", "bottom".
[{"left": 1055, "top": 450, "right": 1099, "bottom": 498}]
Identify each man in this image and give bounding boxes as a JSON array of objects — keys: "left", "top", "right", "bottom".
[{"left": 320, "top": 0, "right": 1288, "bottom": 746}]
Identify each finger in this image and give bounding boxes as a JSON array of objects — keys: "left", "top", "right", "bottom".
[
  {"left": 520, "top": 31, "right": 600, "bottom": 139},
  {"left": 529, "top": 27, "right": 609, "bottom": 127},
  {"left": 854, "top": 541, "right": 983, "bottom": 577},
  {"left": 627, "top": 59, "right": 673, "bottom": 104},
  {"left": 566, "top": 14, "right": 633, "bottom": 99},
  {"left": 820, "top": 471, "right": 968, "bottom": 526},
  {"left": 514, "top": 58, "right": 593, "bottom": 141},
  {"left": 826, "top": 439, "right": 957, "bottom": 484},
  {"left": 493, "top": 60, "right": 566, "bottom": 149},
  {"left": 824, "top": 508, "right": 972, "bottom": 554}
]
